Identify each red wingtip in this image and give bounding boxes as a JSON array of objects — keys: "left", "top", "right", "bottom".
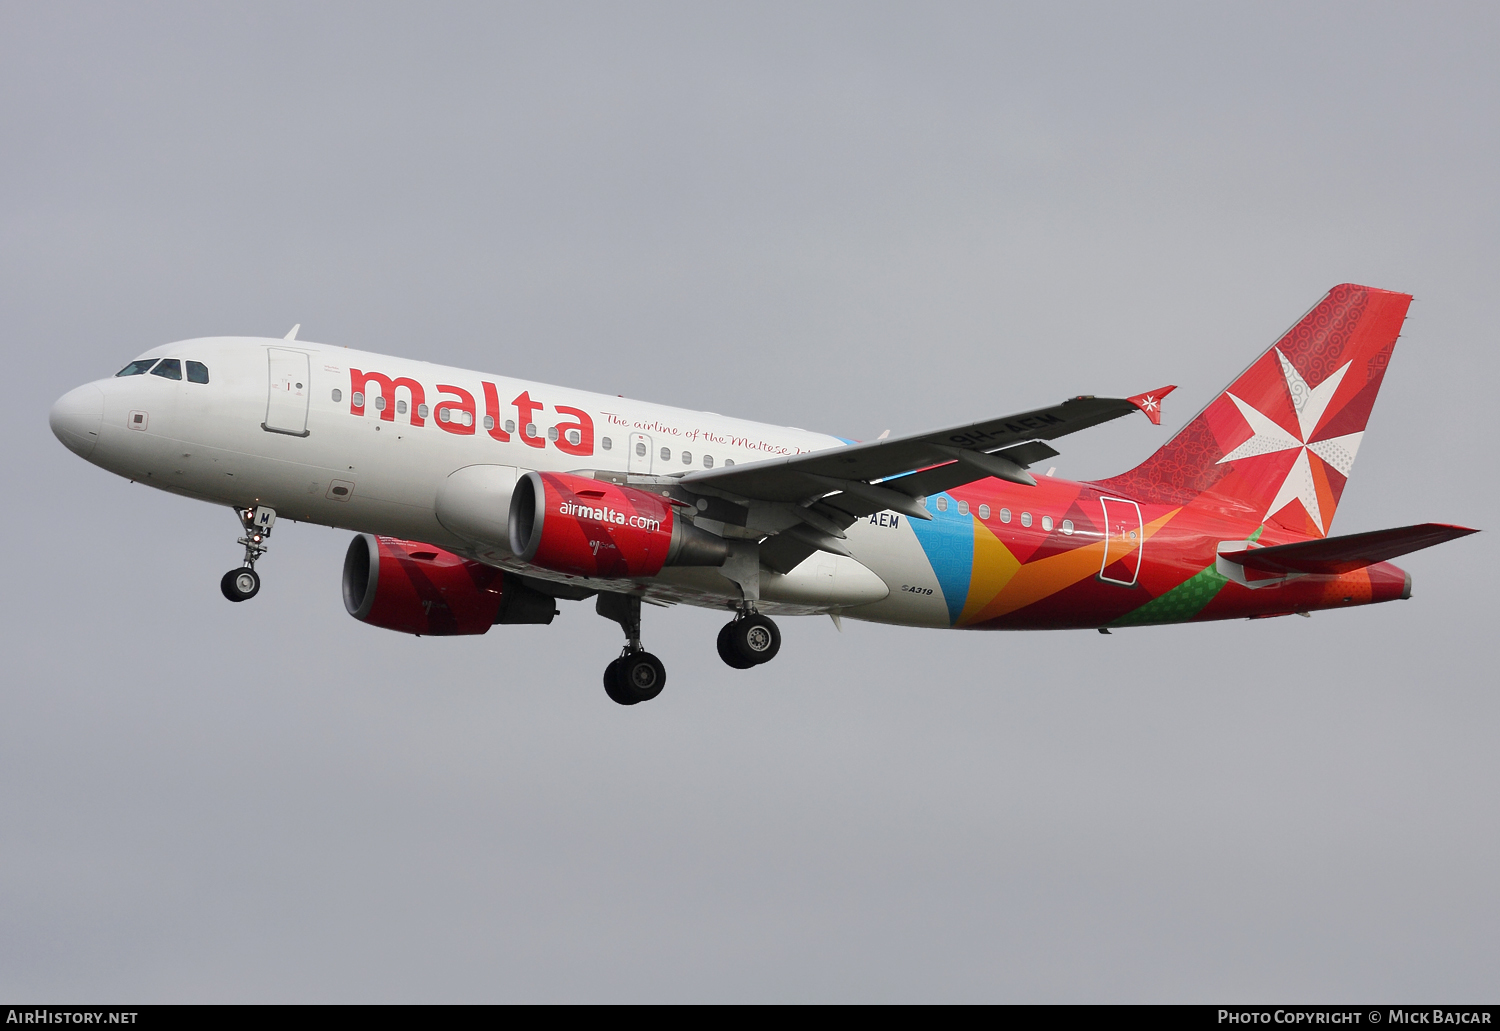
[{"left": 1127, "top": 385, "right": 1176, "bottom": 426}]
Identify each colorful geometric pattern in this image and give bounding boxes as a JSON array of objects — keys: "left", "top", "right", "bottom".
[
  {"left": 906, "top": 498, "right": 977, "bottom": 625},
  {"left": 1098, "top": 284, "right": 1407, "bottom": 535},
  {"left": 902, "top": 285, "right": 1417, "bottom": 630}
]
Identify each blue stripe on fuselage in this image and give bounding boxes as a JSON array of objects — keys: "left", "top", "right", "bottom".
[{"left": 906, "top": 494, "right": 973, "bottom": 626}]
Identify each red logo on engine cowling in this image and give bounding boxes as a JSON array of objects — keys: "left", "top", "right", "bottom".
[{"left": 514, "top": 472, "right": 674, "bottom": 578}]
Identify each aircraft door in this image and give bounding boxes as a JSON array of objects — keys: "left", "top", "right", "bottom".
[
  {"left": 1098, "top": 496, "right": 1143, "bottom": 586},
  {"left": 629, "top": 432, "right": 652, "bottom": 474},
  {"left": 263, "top": 348, "right": 310, "bottom": 437}
]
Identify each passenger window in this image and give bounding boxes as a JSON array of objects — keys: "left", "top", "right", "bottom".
[
  {"left": 936, "top": 497, "right": 948, "bottom": 512},
  {"left": 397, "top": 400, "right": 407, "bottom": 414},
  {"left": 724, "top": 459, "right": 735, "bottom": 467},
  {"left": 547, "top": 426, "right": 559, "bottom": 440},
  {"left": 525, "top": 422, "right": 536, "bottom": 437},
  {"left": 504, "top": 419, "right": 515, "bottom": 433},
  {"left": 567, "top": 429, "right": 581, "bottom": 445},
  {"left": 703, "top": 455, "right": 713, "bottom": 468},
  {"left": 332, "top": 388, "right": 342, "bottom": 403},
  {"left": 635, "top": 442, "right": 647, "bottom": 457},
  {"left": 1020, "top": 511, "right": 1033, "bottom": 527},
  {"left": 150, "top": 358, "right": 182, "bottom": 380},
  {"left": 483, "top": 416, "right": 494, "bottom": 430},
  {"left": 418, "top": 404, "right": 430, "bottom": 419},
  {"left": 375, "top": 396, "right": 386, "bottom": 411},
  {"left": 1061, "top": 519, "right": 1075, "bottom": 535},
  {"left": 1041, "top": 515, "right": 1054, "bottom": 532},
  {"left": 682, "top": 451, "right": 692, "bottom": 465},
  {"left": 115, "top": 359, "right": 158, "bottom": 377},
  {"left": 660, "top": 447, "right": 671, "bottom": 461},
  {"left": 979, "top": 504, "right": 990, "bottom": 519},
  {"left": 957, "top": 500, "right": 969, "bottom": 515},
  {"left": 186, "top": 361, "right": 209, "bottom": 384},
  {"left": 601, "top": 436, "right": 612, "bottom": 451},
  {"left": 999, "top": 508, "right": 1012, "bottom": 523}
]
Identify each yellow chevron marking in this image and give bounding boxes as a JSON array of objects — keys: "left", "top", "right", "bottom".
[
  {"left": 970, "top": 509, "right": 1180, "bottom": 623},
  {"left": 958, "top": 519, "right": 1021, "bottom": 626}
]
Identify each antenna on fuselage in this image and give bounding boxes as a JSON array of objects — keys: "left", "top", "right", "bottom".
[{"left": 284, "top": 324, "right": 301, "bottom": 341}]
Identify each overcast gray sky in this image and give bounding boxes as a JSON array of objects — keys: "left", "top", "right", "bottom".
[{"left": 2, "top": 2, "right": 1496, "bottom": 1002}]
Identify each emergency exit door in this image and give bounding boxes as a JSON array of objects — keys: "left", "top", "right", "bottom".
[
  {"left": 1098, "top": 496, "right": 1144, "bottom": 586},
  {"left": 263, "top": 348, "right": 310, "bottom": 437}
]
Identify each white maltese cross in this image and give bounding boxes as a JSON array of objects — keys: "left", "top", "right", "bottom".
[{"left": 1216, "top": 349, "right": 1364, "bottom": 535}]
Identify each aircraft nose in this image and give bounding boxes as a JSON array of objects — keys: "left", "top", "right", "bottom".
[{"left": 50, "top": 382, "right": 105, "bottom": 459}]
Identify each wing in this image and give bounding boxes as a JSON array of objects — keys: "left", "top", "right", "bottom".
[
  {"left": 681, "top": 393, "right": 1164, "bottom": 503},
  {"left": 672, "top": 389, "right": 1173, "bottom": 573}
]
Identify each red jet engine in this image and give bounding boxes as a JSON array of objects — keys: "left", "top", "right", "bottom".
[
  {"left": 343, "top": 534, "right": 556, "bottom": 635},
  {"left": 509, "top": 471, "right": 728, "bottom": 579}
]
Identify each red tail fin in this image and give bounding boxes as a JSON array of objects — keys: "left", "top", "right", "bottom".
[{"left": 1097, "top": 284, "right": 1412, "bottom": 536}]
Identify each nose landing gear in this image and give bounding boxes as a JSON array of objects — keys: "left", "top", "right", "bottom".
[
  {"left": 597, "top": 592, "right": 667, "bottom": 705},
  {"left": 717, "top": 611, "right": 781, "bottom": 668},
  {"left": 221, "top": 506, "right": 275, "bottom": 603}
]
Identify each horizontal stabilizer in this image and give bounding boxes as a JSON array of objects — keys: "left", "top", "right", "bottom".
[{"left": 1233, "top": 523, "right": 1477, "bottom": 575}]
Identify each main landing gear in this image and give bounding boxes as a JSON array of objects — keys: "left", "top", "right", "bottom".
[
  {"left": 597, "top": 592, "right": 666, "bottom": 706},
  {"left": 592, "top": 593, "right": 783, "bottom": 705},
  {"left": 221, "top": 505, "right": 275, "bottom": 603},
  {"left": 716, "top": 611, "right": 781, "bottom": 669},
  {"left": 603, "top": 651, "right": 667, "bottom": 706}
]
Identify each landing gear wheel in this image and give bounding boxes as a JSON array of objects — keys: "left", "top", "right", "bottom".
[
  {"left": 717, "top": 622, "right": 756, "bottom": 669},
  {"left": 603, "top": 658, "right": 637, "bottom": 706},
  {"left": 615, "top": 651, "right": 666, "bottom": 703},
  {"left": 220, "top": 567, "right": 260, "bottom": 602},
  {"left": 726, "top": 614, "right": 781, "bottom": 666}
]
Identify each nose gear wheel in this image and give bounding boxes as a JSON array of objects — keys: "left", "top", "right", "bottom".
[{"left": 220, "top": 567, "right": 261, "bottom": 602}]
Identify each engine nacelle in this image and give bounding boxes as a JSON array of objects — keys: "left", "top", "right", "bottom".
[
  {"left": 434, "top": 464, "right": 518, "bottom": 554},
  {"left": 342, "top": 534, "right": 557, "bottom": 635},
  {"left": 508, "top": 471, "right": 728, "bottom": 579}
]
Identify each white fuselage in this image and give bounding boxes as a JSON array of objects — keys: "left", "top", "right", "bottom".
[{"left": 51, "top": 337, "right": 956, "bottom": 626}]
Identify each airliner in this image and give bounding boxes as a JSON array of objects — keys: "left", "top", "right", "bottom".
[{"left": 49, "top": 284, "right": 1475, "bottom": 704}]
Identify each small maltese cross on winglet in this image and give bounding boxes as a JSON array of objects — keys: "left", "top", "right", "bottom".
[{"left": 1127, "top": 385, "right": 1177, "bottom": 426}]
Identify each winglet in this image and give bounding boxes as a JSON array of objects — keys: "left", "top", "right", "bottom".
[
  {"left": 284, "top": 324, "right": 301, "bottom": 341},
  {"left": 1127, "top": 385, "right": 1176, "bottom": 425}
]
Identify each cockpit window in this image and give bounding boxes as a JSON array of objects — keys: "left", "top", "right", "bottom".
[
  {"left": 116, "top": 359, "right": 159, "bottom": 377},
  {"left": 150, "top": 358, "right": 182, "bottom": 380},
  {"left": 186, "top": 361, "right": 209, "bottom": 384}
]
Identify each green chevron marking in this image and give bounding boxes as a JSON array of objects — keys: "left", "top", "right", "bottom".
[{"left": 1109, "top": 526, "right": 1264, "bottom": 627}]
